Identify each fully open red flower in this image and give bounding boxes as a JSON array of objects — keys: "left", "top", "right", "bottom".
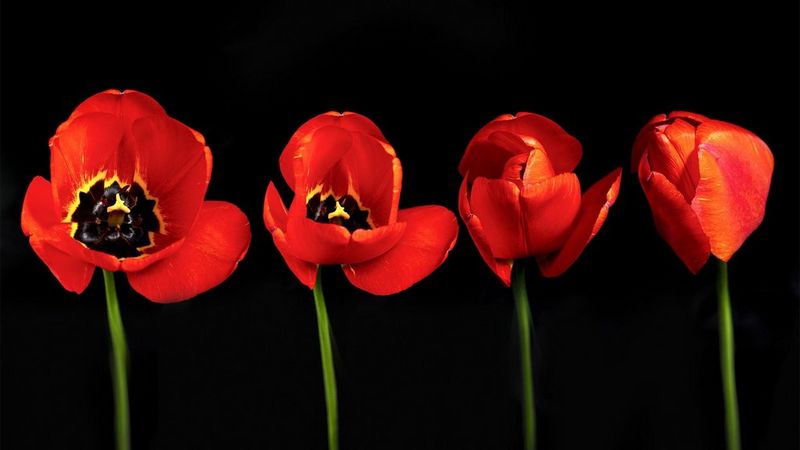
[
  {"left": 264, "top": 112, "right": 458, "bottom": 295},
  {"left": 21, "top": 90, "right": 251, "bottom": 302},
  {"left": 458, "top": 113, "right": 621, "bottom": 285},
  {"left": 632, "top": 111, "right": 773, "bottom": 273}
]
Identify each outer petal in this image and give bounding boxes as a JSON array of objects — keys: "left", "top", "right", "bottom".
[
  {"left": 22, "top": 177, "right": 95, "bottom": 293},
  {"left": 647, "top": 119, "right": 699, "bottom": 201},
  {"left": 64, "top": 90, "right": 166, "bottom": 128},
  {"left": 29, "top": 237, "right": 95, "bottom": 294},
  {"left": 50, "top": 113, "right": 127, "bottom": 219},
  {"left": 639, "top": 156, "right": 710, "bottom": 273},
  {"left": 128, "top": 116, "right": 210, "bottom": 243},
  {"left": 22, "top": 176, "right": 60, "bottom": 236},
  {"left": 263, "top": 182, "right": 322, "bottom": 289},
  {"left": 458, "top": 176, "right": 512, "bottom": 285},
  {"left": 343, "top": 205, "right": 458, "bottom": 295},
  {"left": 691, "top": 120, "right": 774, "bottom": 261},
  {"left": 538, "top": 168, "right": 622, "bottom": 277},
  {"left": 520, "top": 173, "right": 582, "bottom": 256},
  {"left": 459, "top": 112, "right": 582, "bottom": 180},
  {"left": 279, "top": 112, "right": 389, "bottom": 190},
  {"left": 285, "top": 196, "right": 406, "bottom": 265},
  {"left": 468, "top": 177, "right": 527, "bottom": 259},
  {"left": 127, "top": 201, "right": 251, "bottom": 303},
  {"left": 631, "top": 113, "right": 668, "bottom": 172}
]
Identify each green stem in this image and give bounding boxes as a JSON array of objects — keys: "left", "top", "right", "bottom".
[
  {"left": 103, "top": 270, "right": 130, "bottom": 450},
  {"left": 512, "top": 263, "right": 536, "bottom": 450},
  {"left": 717, "top": 260, "right": 740, "bottom": 450},
  {"left": 313, "top": 268, "right": 339, "bottom": 450}
]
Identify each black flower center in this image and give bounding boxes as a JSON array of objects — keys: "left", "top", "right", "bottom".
[
  {"left": 306, "top": 192, "right": 371, "bottom": 232},
  {"left": 70, "top": 180, "right": 160, "bottom": 258}
]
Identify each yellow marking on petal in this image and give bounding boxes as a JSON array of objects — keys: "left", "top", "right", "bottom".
[
  {"left": 327, "top": 201, "right": 351, "bottom": 221},
  {"left": 106, "top": 193, "right": 130, "bottom": 214}
]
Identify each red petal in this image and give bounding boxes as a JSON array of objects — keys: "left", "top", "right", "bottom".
[
  {"left": 127, "top": 201, "right": 251, "bottom": 303},
  {"left": 520, "top": 173, "right": 582, "bottom": 256},
  {"left": 631, "top": 113, "right": 668, "bottom": 172},
  {"left": 50, "top": 113, "right": 127, "bottom": 219},
  {"left": 639, "top": 156, "right": 710, "bottom": 273},
  {"left": 65, "top": 90, "right": 166, "bottom": 129},
  {"left": 22, "top": 177, "right": 95, "bottom": 293},
  {"left": 332, "top": 132, "right": 401, "bottom": 226},
  {"left": 691, "top": 120, "right": 774, "bottom": 261},
  {"left": 646, "top": 119, "right": 699, "bottom": 201},
  {"left": 285, "top": 196, "right": 405, "bottom": 265},
  {"left": 343, "top": 205, "right": 458, "bottom": 295},
  {"left": 458, "top": 176, "right": 512, "bottom": 286},
  {"left": 128, "top": 116, "right": 210, "bottom": 242},
  {"left": 23, "top": 178, "right": 121, "bottom": 271},
  {"left": 263, "top": 182, "right": 318, "bottom": 288},
  {"left": 538, "top": 168, "right": 621, "bottom": 277},
  {"left": 264, "top": 181, "right": 289, "bottom": 232},
  {"left": 468, "top": 177, "right": 526, "bottom": 259},
  {"left": 22, "top": 176, "right": 59, "bottom": 236},
  {"left": 279, "top": 112, "right": 390, "bottom": 190},
  {"left": 29, "top": 237, "right": 95, "bottom": 294},
  {"left": 459, "top": 112, "right": 582, "bottom": 180}
]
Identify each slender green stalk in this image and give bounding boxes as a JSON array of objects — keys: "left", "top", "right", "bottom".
[
  {"left": 717, "top": 260, "right": 740, "bottom": 450},
  {"left": 103, "top": 270, "right": 130, "bottom": 450},
  {"left": 512, "top": 264, "right": 536, "bottom": 450},
  {"left": 313, "top": 268, "right": 339, "bottom": 450}
]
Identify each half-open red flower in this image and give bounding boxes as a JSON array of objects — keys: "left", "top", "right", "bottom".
[
  {"left": 632, "top": 111, "right": 773, "bottom": 273},
  {"left": 458, "top": 113, "right": 621, "bottom": 285},
  {"left": 264, "top": 112, "right": 458, "bottom": 295},
  {"left": 21, "top": 90, "right": 251, "bottom": 302}
]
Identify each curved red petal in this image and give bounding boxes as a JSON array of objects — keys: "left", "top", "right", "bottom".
[
  {"left": 631, "top": 113, "right": 668, "bottom": 173},
  {"left": 264, "top": 181, "right": 289, "bottom": 232},
  {"left": 538, "top": 168, "right": 621, "bottom": 277},
  {"left": 36, "top": 223, "right": 121, "bottom": 272},
  {"left": 343, "top": 205, "right": 458, "bottom": 295},
  {"left": 332, "top": 132, "right": 400, "bottom": 226},
  {"left": 129, "top": 116, "right": 210, "bottom": 242},
  {"left": 50, "top": 113, "right": 127, "bottom": 219},
  {"left": 22, "top": 176, "right": 59, "bottom": 237},
  {"left": 639, "top": 156, "right": 710, "bottom": 273},
  {"left": 67, "top": 90, "right": 166, "bottom": 128},
  {"left": 279, "top": 112, "right": 390, "bottom": 190},
  {"left": 691, "top": 120, "right": 774, "bottom": 261},
  {"left": 646, "top": 119, "right": 699, "bottom": 201},
  {"left": 459, "top": 112, "right": 582, "bottom": 180},
  {"left": 29, "top": 237, "right": 95, "bottom": 294},
  {"left": 285, "top": 195, "right": 405, "bottom": 265},
  {"left": 262, "top": 182, "right": 317, "bottom": 288},
  {"left": 521, "top": 173, "right": 582, "bottom": 256},
  {"left": 469, "top": 177, "right": 527, "bottom": 259},
  {"left": 458, "top": 176, "right": 512, "bottom": 286},
  {"left": 127, "top": 201, "right": 251, "bottom": 303}
]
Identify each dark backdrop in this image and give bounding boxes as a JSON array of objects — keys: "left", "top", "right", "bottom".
[{"left": 2, "top": 2, "right": 797, "bottom": 449}]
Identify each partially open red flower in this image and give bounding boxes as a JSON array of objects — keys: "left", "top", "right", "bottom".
[
  {"left": 21, "top": 90, "right": 251, "bottom": 302},
  {"left": 458, "top": 113, "right": 621, "bottom": 285},
  {"left": 632, "top": 111, "right": 773, "bottom": 273},
  {"left": 264, "top": 112, "right": 458, "bottom": 295}
]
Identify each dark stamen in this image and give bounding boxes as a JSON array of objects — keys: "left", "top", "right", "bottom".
[
  {"left": 306, "top": 192, "right": 371, "bottom": 232},
  {"left": 71, "top": 180, "right": 160, "bottom": 258}
]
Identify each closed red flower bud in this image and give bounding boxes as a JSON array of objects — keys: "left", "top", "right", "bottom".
[
  {"left": 458, "top": 113, "right": 621, "bottom": 285},
  {"left": 264, "top": 112, "right": 458, "bottom": 295},
  {"left": 632, "top": 112, "right": 774, "bottom": 273},
  {"left": 21, "top": 90, "right": 251, "bottom": 302}
]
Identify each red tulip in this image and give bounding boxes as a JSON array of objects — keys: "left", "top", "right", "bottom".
[
  {"left": 632, "top": 111, "right": 774, "bottom": 273},
  {"left": 458, "top": 113, "right": 621, "bottom": 285},
  {"left": 21, "top": 90, "right": 251, "bottom": 302},
  {"left": 264, "top": 112, "right": 458, "bottom": 295}
]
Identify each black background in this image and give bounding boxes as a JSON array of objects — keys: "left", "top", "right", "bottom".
[{"left": 1, "top": 2, "right": 798, "bottom": 449}]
